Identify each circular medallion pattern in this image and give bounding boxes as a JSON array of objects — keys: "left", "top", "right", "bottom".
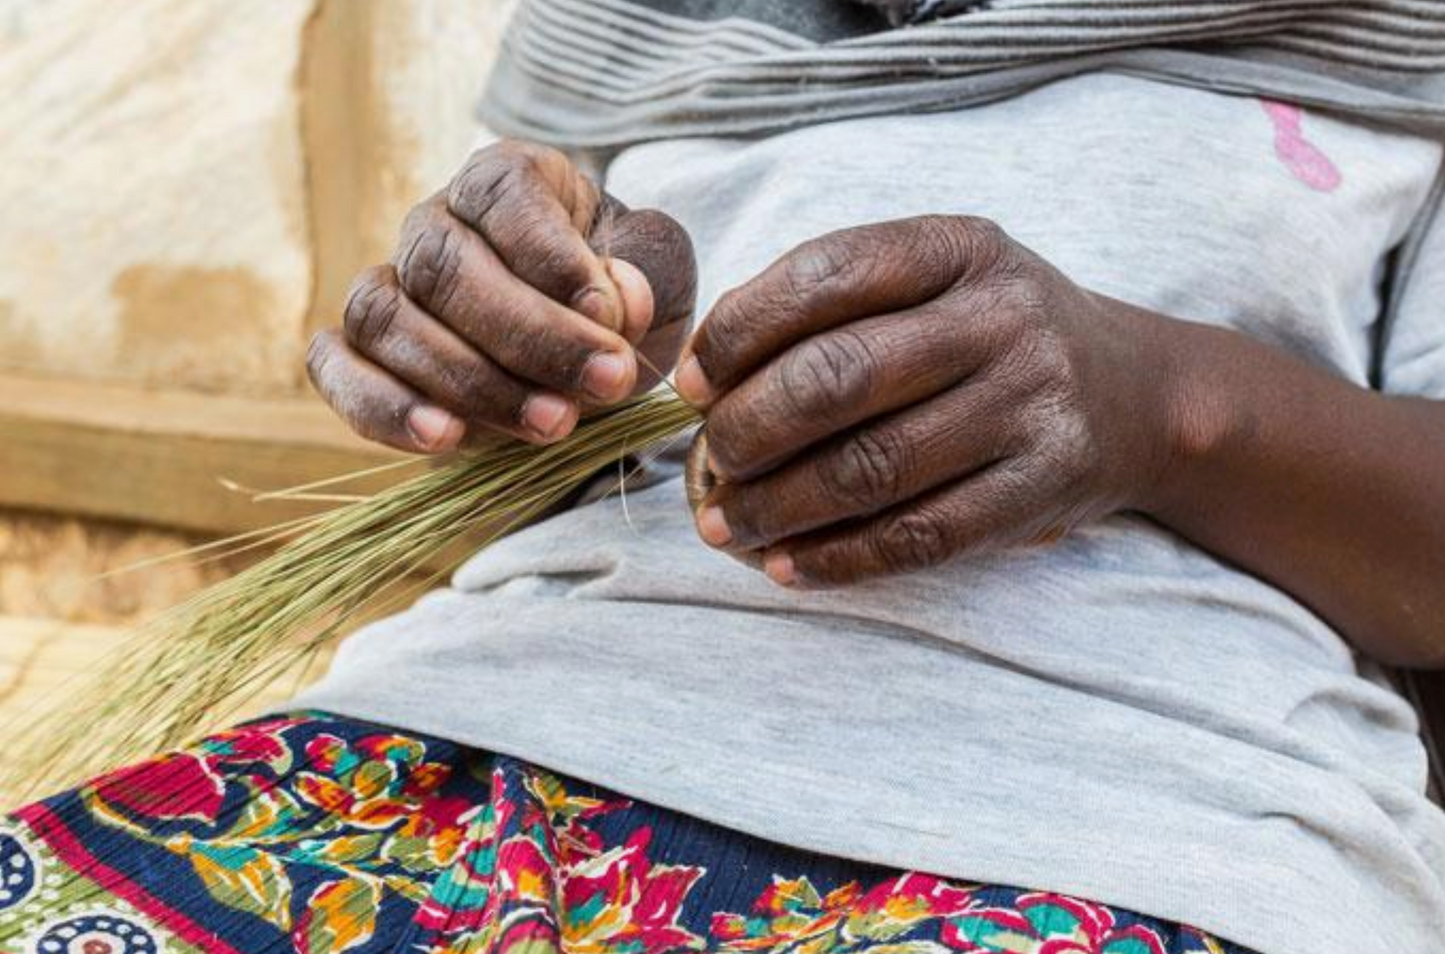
[
  {"left": 0, "top": 831, "right": 39, "bottom": 912},
  {"left": 32, "top": 913, "right": 161, "bottom": 954}
]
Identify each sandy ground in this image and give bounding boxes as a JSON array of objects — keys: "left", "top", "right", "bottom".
[{"left": 0, "top": 613, "right": 332, "bottom": 809}]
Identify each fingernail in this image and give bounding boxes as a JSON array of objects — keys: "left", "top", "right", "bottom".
[
  {"left": 764, "top": 551, "right": 798, "bottom": 587},
  {"left": 522, "top": 394, "right": 575, "bottom": 442},
  {"left": 674, "top": 356, "right": 714, "bottom": 406},
  {"left": 406, "top": 405, "right": 464, "bottom": 452},
  {"left": 696, "top": 505, "right": 732, "bottom": 547},
  {"left": 582, "top": 351, "right": 631, "bottom": 402}
]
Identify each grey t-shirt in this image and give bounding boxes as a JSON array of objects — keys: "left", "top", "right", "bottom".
[{"left": 293, "top": 74, "right": 1445, "bottom": 954}]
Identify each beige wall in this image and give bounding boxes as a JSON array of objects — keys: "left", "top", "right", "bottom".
[
  {"left": 0, "top": 0, "right": 516, "bottom": 397},
  {"left": 0, "top": 0, "right": 522, "bottom": 756},
  {"left": 0, "top": 0, "right": 518, "bottom": 628}
]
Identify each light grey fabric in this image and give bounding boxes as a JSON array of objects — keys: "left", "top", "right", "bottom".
[
  {"left": 1382, "top": 172, "right": 1445, "bottom": 397},
  {"left": 480, "top": 0, "right": 1445, "bottom": 151},
  {"left": 292, "top": 75, "right": 1445, "bottom": 954}
]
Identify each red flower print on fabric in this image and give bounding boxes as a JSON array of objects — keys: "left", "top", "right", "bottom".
[
  {"left": 944, "top": 891, "right": 1171, "bottom": 953},
  {"left": 9, "top": 716, "right": 1250, "bottom": 954},
  {"left": 90, "top": 753, "right": 226, "bottom": 823}
]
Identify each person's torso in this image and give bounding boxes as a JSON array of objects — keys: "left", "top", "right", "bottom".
[
  {"left": 464, "top": 71, "right": 1442, "bottom": 736},
  {"left": 302, "top": 75, "right": 1445, "bottom": 954}
]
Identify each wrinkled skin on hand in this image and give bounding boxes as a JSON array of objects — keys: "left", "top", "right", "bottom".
[
  {"left": 309, "top": 153, "right": 1168, "bottom": 594},
  {"left": 676, "top": 215, "right": 1173, "bottom": 589},
  {"left": 305, "top": 142, "right": 1445, "bottom": 664},
  {"left": 308, "top": 140, "right": 697, "bottom": 453}
]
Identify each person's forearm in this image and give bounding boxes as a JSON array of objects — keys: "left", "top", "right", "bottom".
[{"left": 1122, "top": 297, "right": 1445, "bottom": 668}]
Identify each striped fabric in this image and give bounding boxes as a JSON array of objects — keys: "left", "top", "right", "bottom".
[{"left": 479, "top": 0, "right": 1445, "bottom": 150}]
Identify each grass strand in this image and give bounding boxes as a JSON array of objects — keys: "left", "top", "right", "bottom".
[{"left": 0, "top": 392, "right": 701, "bottom": 803}]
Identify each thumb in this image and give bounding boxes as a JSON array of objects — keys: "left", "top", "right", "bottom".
[
  {"left": 606, "top": 258, "right": 655, "bottom": 345},
  {"left": 590, "top": 203, "right": 698, "bottom": 344}
]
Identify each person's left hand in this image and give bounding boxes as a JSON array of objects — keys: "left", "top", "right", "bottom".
[{"left": 675, "top": 215, "right": 1177, "bottom": 588}]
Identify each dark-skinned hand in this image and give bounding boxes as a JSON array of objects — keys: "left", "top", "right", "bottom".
[
  {"left": 677, "top": 215, "right": 1173, "bottom": 589},
  {"left": 307, "top": 155, "right": 1445, "bottom": 667},
  {"left": 308, "top": 140, "right": 696, "bottom": 452}
]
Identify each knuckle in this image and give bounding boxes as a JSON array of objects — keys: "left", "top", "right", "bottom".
[
  {"left": 396, "top": 217, "right": 463, "bottom": 312},
  {"left": 1041, "top": 338, "right": 1080, "bottom": 392},
  {"left": 1003, "top": 270, "right": 1052, "bottom": 323},
  {"left": 935, "top": 214, "right": 1016, "bottom": 284},
  {"left": 1014, "top": 322, "right": 1068, "bottom": 376},
  {"left": 304, "top": 331, "right": 335, "bottom": 391},
  {"left": 501, "top": 138, "right": 566, "bottom": 173},
  {"left": 696, "top": 287, "right": 749, "bottom": 379},
  {"left": 342, "top": 270, "right": 403, "bottom": 353},
  {"left": 448, "top": 148, "right": 520, "bottom": 224},
  {"left": 954, "top": 215, "right": 1010, "bottom": 260},
  {"left": 820, "top": 428, "right": 909, "bottom": 510},
  {"left": 398, "top": 199, "right": 435, "bottom": 241},
  {"left": 1042, "top": 411, "right": 1098, "bottom": 488},
  {"left": 526, "top": 220, "right": 590, "bottom": 290},
  {"left": 989, "top": 291, "right": 1060, "bottom": 384},
  {"left": 303, "top": 333, "right": 390, "bottom": 442},
  {"left": 489, "top": 312, "right": 588, "bottom": 390},
  {"left": 776, "top": 330, "right": 878, "bottom": 415},
  {"left": 876, "top": 507, "right": 953, "bottom": 571},
  {"left": 449, "top": 140, "right": 568, "bottom": 222},
  {"left": 782, "top": 234, "right": 858, "bottom": 310},
  {"left": 913, "top": 215, "right": 976, "bottom": 280},
  {"left": 1016, "top": 387, "right": 1096, "bottom": 497},
  {"left": 622, "top": 207, "right": 686, "bottom": 246},
  {"left": 704, "top": 287, "right": 747, "bottom": 346}
]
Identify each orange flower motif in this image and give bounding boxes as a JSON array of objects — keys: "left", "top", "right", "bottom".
[
  {"left": 713, "top": 873, "right": 979, "bottom": 952},
  {"left": 294, "top": 733, "right": 453, "bottom": 833}
]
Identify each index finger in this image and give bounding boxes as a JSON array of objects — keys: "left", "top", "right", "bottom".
[
  {"left": 447, "top": 140, "right": 624, "bottom": 332},
  {"left": 676, "top": 215, "right": 980, "bottom": 406}
]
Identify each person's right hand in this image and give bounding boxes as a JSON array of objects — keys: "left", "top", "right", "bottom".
[{"left": 308, "top": 140, "right": 697, "bottom": 453}]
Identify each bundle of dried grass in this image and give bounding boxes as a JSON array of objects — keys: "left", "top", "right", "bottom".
[{"left": 0, "top": 391, "right": 701, "bottom": 803}]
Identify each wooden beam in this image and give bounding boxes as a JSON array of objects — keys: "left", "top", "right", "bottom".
[{"left": 0, "top": 371, "right": 403, "bottom": 536}]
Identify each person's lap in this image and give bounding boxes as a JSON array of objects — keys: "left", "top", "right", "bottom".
[{"left": 0, "top": 713, "right": 1242, "bottom": 954}]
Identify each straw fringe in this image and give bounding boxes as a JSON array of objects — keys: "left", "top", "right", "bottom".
[{"left": 1, "top": 393, "right": 701, "bottom": 804}]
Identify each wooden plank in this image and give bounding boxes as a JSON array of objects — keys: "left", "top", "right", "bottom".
[{"left": 0, "top": 371, "right": 404, "bottom": 535}]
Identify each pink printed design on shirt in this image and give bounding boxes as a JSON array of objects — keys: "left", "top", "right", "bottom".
[{"left": 1261, "top": 99, "right": 1342, "bottom": 192}]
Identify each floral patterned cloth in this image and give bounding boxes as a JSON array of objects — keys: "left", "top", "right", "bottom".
[{"left": 0, "top": 714, "right": 1248, "bottom": 954}]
